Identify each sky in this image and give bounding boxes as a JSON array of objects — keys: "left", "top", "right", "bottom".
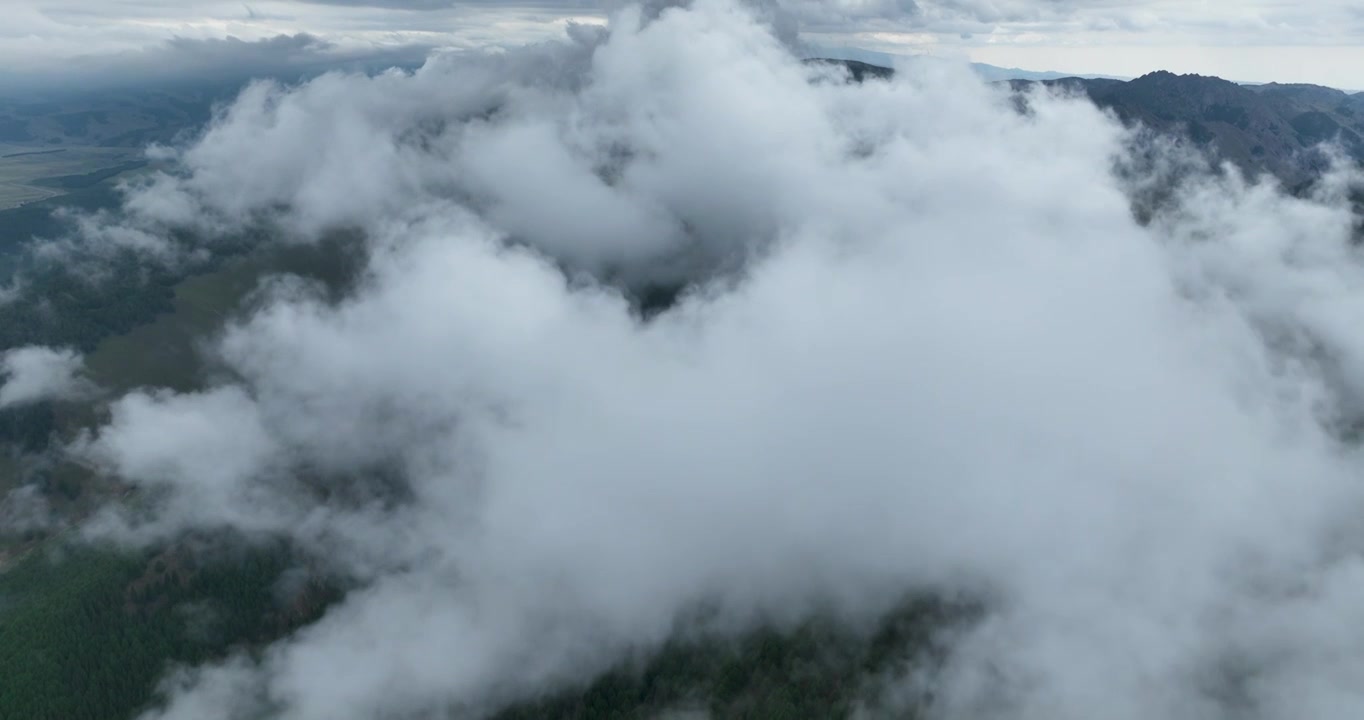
[{"left": 4, "top": 0, "right": 1364, "bottom": 88}]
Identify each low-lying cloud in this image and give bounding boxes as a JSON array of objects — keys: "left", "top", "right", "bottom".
[
  {"left": 0, "top": 346, "right": 91, "bottom": 409},
  {"left": 55, "top": 1, "right": 1364, "bottom": 718}
]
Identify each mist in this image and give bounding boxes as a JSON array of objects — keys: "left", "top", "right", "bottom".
[{"left": 49, "top": 0, "right": 1364, "bottom": 718}]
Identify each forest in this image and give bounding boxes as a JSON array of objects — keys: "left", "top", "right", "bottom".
[{"left": 0, "top": 541, "right": 333, "bottom": 720}]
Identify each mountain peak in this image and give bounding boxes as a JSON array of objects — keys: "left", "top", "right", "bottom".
[{"left": 1131, "top": 70, "right": 1234, "bottom": 87}]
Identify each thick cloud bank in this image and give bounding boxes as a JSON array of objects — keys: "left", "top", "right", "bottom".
[{"left": 68, "top": 1, "right": 1364, "bottom": 718}]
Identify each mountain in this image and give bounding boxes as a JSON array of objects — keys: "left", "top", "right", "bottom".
[
  {"left": 0, "top": 86, "right": 229, "bottom": 148},
  {"left": 807, "top": 58, "right": 895, "bottom": 83},
  {"left": 971, "top": 63, "right": 1128, "bottom": 83},
  {"left": 815, "top": 59, "right": 1364, "bottom": 188},
  {"left": 805, "top": 46, "right": 1128, "bottom": 83},
  {"left": 1033, "top": 71, "right": 1364, "bottom": 186}
]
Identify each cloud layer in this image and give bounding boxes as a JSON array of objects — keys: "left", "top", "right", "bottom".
[
  {"left": 53, "top": 1, "right": 1364, "bottom": 719},
  {"left": 8, "top": 1, "right": 1364, "bottom": 91},
  {"left": 0, "top": 32, "right": 435, "bottom": 94}
]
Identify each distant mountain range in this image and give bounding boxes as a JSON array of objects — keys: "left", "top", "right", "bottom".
[
  {"left": 5, "top": 55, "right": 1363, "bottom": 194},
  {"left": 1031, "top": 72, "right": 1364, "bottom": 186},
  {"left": 812, "top": 57, "right": 1364, "bottom": 189},
  {"left": 806, "top": 46, "right": 1129, "bottom": 83}
]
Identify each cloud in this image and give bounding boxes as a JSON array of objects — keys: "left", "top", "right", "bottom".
[
  {"left": 0, "top": 1, "right": 601, "bottom": 94},
  {"left": 6, "top": 1, "right": 1364, "bottom": 91},
  {"left": 295, "top": 0, "right": 595, "bottom": 7},
  {"left": 0, "top": 32, "right": 434, "bottom": 95},
  {"left": 793, "top": 1, "right": 1364, "bottom": 86},
  {"left": 0, "top": 346, "right": 91, "bottom": 408},
  {"left": 0, "top": 485, "right": 57, "bottom": 537},
  {"left": 57, "top": 0, "right": 1364, "bottom": 719},
  {"left": 0, "top": 281, "right": 20, "bottom": 307}
]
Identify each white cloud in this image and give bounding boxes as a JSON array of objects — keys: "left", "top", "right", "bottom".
[
  {"left": 0, "top": 346, "right": 91, "bottom": 408},
  {"left": 57, "top": 1, "right": 1364, "bottom": 718},
  {"left": 84, "top": 387, "right": 283, "bottom": 535}
]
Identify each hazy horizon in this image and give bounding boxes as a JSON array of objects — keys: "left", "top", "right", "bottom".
[{"left": 5, "top": 1, "right": 1364, "bottom": 91}]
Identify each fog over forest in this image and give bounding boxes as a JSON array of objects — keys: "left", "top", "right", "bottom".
[{"left": 6, "top": 1, "right": 1364, "bottom": 719}]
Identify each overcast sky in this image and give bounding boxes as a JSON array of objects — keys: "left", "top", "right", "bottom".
[{"left": 5, "top": 2, "right": 1363, "bottom": 91}]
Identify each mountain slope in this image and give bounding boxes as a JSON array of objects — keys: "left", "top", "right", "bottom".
[{"left": 1058, "top": 71, "right": 1364, "bottom": 183}]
